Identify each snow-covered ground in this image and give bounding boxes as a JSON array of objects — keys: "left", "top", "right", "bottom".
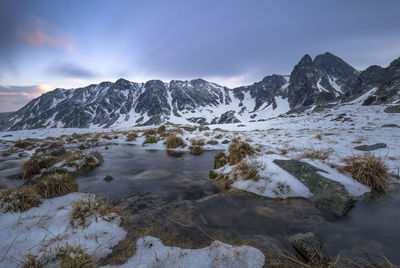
[
  {"left": 0, "top": 102, "right": 399, "bottom": 266},
  {"left": 102, "top": 236, "right": 265, "bottom": 268},
  {"left": 0, "top": 193, "right": 126, "bottom": 267}
]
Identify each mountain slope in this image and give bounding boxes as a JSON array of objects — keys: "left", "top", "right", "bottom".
[{"left": 1, "top": 52, "right": 398, "bottom": 131}]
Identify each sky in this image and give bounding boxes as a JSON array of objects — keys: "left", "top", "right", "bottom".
[{"left": 0, "top": 0, "right": 400, "bottom": 112}]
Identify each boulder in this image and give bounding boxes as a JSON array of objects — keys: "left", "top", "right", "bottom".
[
  {"left": 354, "top": 143, "right": 386, "bottom": 151},
  {"left": 273, "top": 159, "right": 355, "bottom": 216},
  {"left": 381, "top": 124, "right": 400, "bottom": 128},
  {"left": 384, "top": 105, "right": 400, "bottom": 113}
]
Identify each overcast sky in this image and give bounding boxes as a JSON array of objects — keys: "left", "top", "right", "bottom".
[{"left": 0, "top": 0, "right": 400, "bottom": 112}]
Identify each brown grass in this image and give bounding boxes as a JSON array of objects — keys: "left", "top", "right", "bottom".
[
  {"left": 143, "top": 128, "right": 157, "bottom": 137},
  {"left": 14, "top": 139, "right": 34, "bottom": 149},
  {"left": 157, "top": 125, "right": 166, "bottom": 134},
  {"left": 22, "top": 155, "right": 58, "bottom": 179},
  {"left": 165, "top": 135, "right": 185, "bottom": 148},
  {"left": 142, "top": 136, "right": 158, "bottom": 145},
  {"left": 22, "top": 254, "right": 44, "bottom": 268},
  {"left": 213, "top": 174, "right": 234, "bottom": 190},
  {"left": 340, "top": 155, "right": 390, "bottom": 193},
  {"left": 228, "top": 140, "right": 254, "bottom": 165},
  {"left": 214, "top": 152, "right": 227, "bottom": 169},
  {"left": 190, "top": 139, "right": 205, "bottom": 146},
  {"left": 233, "top": 161, "right": 260, "bottom": 182},
  {"left": 189, "top": 145, "right": 205, "bottom": 155},
  {"left": 35, "top": 173, "right": 78, "bottom": 199},
  {"left": 102, "top": 134, "right": 112, "bottom": 140},
  {"left": 297, "top": 148, "right": 334, "bottom": 161},
  {"left": 207, "top": 139, "right": 218, "bottom": 145},
  {"left": 57, "top": 244, "right": 94, "bottom": 268},
  {"left": 70, "top": 197, "right": 119, "bottom": 227},
  {"left": 1, "top": 186, "right": 42, "bottom": 212},
  {"left": 126, "top": 132, "right": 138, "bottom": 141}
]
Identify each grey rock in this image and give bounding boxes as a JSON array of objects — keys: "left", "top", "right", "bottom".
[
  {"left": 103, "top": 175, "right": 114, "bottom": 182},
  {"left": 289, "top": 232, "right": 324, "bottom": 262},
  {"left": 273, "top": 159, "right": 355, "bottom": 216},
  {"left": 50, "top": 147, "right": 66, "bottom": 157},
  {"left": 384, "top": 105, "right": 400, "bottom": 113},
  {"left": 381, "top": 123, "right": 400, "bottom": 128},
  {"left": 354, "top": 143, "right": 387, "bottom": 151}
]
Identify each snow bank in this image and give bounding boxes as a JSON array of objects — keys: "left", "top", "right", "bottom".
[
  {"left": 230, "top": 155, "right": 312, "bottom": 199},
  {"left": 102, "top": 236, "right": 265, "bottom": 268},
  {"left": 0, "top": 193, "right": 126, "bottom": 268}
]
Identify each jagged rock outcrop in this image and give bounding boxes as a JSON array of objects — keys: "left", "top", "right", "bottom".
[
  {"left": 351, "top": 58, "right": 400, "bottom": 105},
  {"left": 288, "top": 52, "right": 359, "bottom": 108}
]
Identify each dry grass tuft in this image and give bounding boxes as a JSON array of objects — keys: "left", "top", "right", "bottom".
[
  {"left": 228, "top": 140, "right": 254, "bottom": 165},
  {"left": 57, "top": 244, "right": 94, "bottom": 268},
  {"left": 70, "top": 197, "right": 119, "bottom": 227},
  {"left": 189, "top": 145, "right": 205, "bottom": 155},
  {"left": 213, "top": 174, "right": 234, "bottom": 190},
  {"left": 297, "top": 148, "right": 334, "bottom": 161},
  {"left": 315, "top": 134, "right": 322, "bottom": 140},
  {"left": 22, "top": 155, "right": 58, "bottom": 179},
  {"left": 142, "top": 136, "right": 158, "bottom": 145},
  {"left": 207, "top": 139, "right": 218, "bottom": 145},
  {"left": 143, "top": 128, "right": 157, "bottom": 137},
  {"left": 14, "top": 139, "right": 34, "bottom": 149},
  {"left": 165, "top": 135, "right": 185, "bottom": 148},
  {"left": 126, "top": 132, "right": 138, "bottom": 141},
  {"left": 340, "top": 155, "right": 390, "bottom": 193},
  {"left": 102, "top": 134, "right": 112, "bottom": 140},
  {"left": 190, "top": 139, "right": 205, "bottom": 146},
  {"left": 22, "top": 254, "right": 44, "bottom": 268},
  {"left": 35, "top": 173, "right": 78, "bottom": 199},
  {"left": 214, "top": 152, "right": 228, "bottom": 169},
  {"left": 233, "top": 161, "right": 260, "bottom": 182},
  {"left": 1, "top": 186, "right": 42, "bottom": 212},
  {"left": 157, "top": 125, "right": 166, "bottom": 134}
]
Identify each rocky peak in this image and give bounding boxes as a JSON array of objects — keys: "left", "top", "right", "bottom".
[{"left": 287, "top": 52, "right": 359, "bottom": 108}]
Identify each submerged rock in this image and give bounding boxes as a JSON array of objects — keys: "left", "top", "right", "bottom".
[
  {"left": 354, "top": 143, "right": 387, "bottom": 151},
  {"left": 104, "top": 175, "right": 114, "bottom": 182},
  {"left": 273, "top": 159, "right": 355, "bottom": 216},
  {"left": 289, "top": 232, "right": 324, "bottom": 262}
]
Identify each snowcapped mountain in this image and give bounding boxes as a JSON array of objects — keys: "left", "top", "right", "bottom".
[{"left": 1, "top": 52, "right": 399, "bottom": 131}]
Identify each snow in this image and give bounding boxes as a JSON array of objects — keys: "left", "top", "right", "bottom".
[
  {"left": 229, "top": 155, "right": 313, "bottom": 199},
  {"left": 0, "top": 193, "right": 126, "bottom": 267},
  {"left": 302, "top": 159, "right": 371, "bottom": 196},
  {"left": 102, "top": 236, "right": 265, "bottom": 268},
  {"left": 349, "top": 87, "right": 377, "bottom": 104}
]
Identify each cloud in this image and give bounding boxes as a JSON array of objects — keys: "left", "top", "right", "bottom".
[
  {"left": 19, "top": 29, "right": 74, "bottom": 53},
  {"left": 18, "top": 16, "right": 74, "bottom": 53},
  {"left": 48, "top": 63, "right": 97, "bottom": 78},
  {"left": 0, "top": 85, "right": 50, "bottom": 112}
]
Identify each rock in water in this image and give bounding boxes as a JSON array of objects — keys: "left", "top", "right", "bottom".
[
  {"left": 104, "top": 175, "right": 114, "bottom": 182},
  {"left": 273, "top": 159, "right": 355, "bottom": 216},
  {"left": 354, "top": 143, "right": 387, "bottom": 151},
  {"left": 289, "top": 232, "right": 324, "bottom": 262}
]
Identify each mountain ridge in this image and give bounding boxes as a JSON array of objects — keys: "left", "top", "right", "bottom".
[{"left": 1, "top": 52, "right": 399, "bottom": 131}]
